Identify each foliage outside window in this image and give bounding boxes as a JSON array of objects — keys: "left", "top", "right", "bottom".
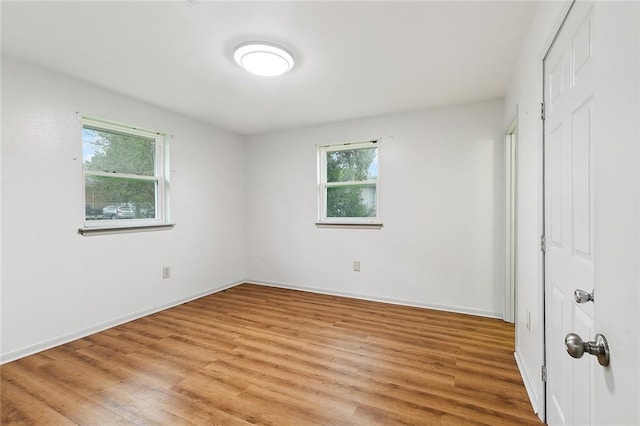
[
  {"left": 318, "top": 141, "right": 380, "bottom": 225},
  {"left": 82, "top": 118, "right": 168, "bottom": 228}
]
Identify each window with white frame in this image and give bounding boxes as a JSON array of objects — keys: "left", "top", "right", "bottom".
[
  {"left": 82, "top": 117, "right": 169, "bottom": 228},
  {"left": 317, "top": 140, "right": 380, "bottom": 225}
]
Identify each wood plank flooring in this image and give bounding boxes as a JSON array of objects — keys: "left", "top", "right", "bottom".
[{"left": 1, "top": 284, "right": 541, "bottom": 425}]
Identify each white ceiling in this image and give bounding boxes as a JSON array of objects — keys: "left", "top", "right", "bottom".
[{"left": 1, "top": 1, "right": 537, "bottom": 136}]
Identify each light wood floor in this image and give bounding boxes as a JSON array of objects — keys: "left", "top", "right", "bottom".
[{"left": 1, "top": 284, "right": 541, "bottom": 425}]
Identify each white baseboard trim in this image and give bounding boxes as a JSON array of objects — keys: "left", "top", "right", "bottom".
[
  {"left": 514, "top": 349, "right": 543, "bottom": 421},
  {"left": 245, "top": 279, "right": 502, "bottom": 319},
  {"left": 0, "top": 280, "right": 244, "bottom": 365},
  {"left": 2, "top": 279, "right": 503, "bottom": 365}
]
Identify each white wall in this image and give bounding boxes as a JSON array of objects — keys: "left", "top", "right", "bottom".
[
  {"left": 245, "top": 100, "right": 505, "bottom": 318},
  {"left": 1, "top": 57, "right": 246, "bottom": 362},
  {"left": 1, "top": 58, "right": 508, "bottom": 364}
]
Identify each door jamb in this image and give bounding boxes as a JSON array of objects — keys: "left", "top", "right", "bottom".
[{"left": 504, "top": 112, "right": 518, "bottom": 324}]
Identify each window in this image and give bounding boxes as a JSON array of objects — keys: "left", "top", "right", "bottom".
[
  {"left": 82, "top": 117, "right": 169, "bottom": 230},
  {"left": 317, "top": 140, "right": 381, "bottom": 226}
]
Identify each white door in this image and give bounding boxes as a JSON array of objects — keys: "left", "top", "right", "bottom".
[
  {"left": 544, "top": 1, "right": 640, "bottom": 425},
  {"left": 544, "top": 2, "right": 595, "bottom": 424}
]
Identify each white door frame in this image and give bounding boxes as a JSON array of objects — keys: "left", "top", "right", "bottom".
[{"left": 504, "top": 113, "right": 518, "bottom": 324}]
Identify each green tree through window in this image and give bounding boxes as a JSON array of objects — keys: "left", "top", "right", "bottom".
[
  {"left": 82, "top": 119, "right": 166, "bottom": 223},
  {"left": 326, "top": 148, "right": 377, "bottom": 217},
  {"left": 319, "top": 141, "right": 378, "bottom": 222}
]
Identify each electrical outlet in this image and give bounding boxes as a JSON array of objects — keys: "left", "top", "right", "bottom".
[
  {"left": 353, "top": 261, "right": 360, "bottom": 272},
  {"left": 162, "top": 266, "right": 171, "bottom": 279}
]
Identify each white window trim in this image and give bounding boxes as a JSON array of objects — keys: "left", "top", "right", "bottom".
[
  {"left": 317, "top": 140, "right": 382, "bottom": 228},
  {"left": 80, "top": 117, "right": 172, "bottom": 234}
]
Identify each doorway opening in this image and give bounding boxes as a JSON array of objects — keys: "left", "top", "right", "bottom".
[{"left": 504, "top": 113, "right": 518, "bottom": 324}]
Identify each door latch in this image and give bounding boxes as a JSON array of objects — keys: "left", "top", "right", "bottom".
[{"left": 574, "top": 289, "right": 594, "bottom": 303}]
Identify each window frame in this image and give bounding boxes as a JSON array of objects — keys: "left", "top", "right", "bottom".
[
  {"left": 317, "top": 140, "right": 382, "bottom": 227},
  {"left": 81, "top": 117, "right": 170, "bottom": 231}
]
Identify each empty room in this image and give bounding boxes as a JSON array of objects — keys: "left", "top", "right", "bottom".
[{"left": 1, "top": 1, "right": 639, "bottom": 425}]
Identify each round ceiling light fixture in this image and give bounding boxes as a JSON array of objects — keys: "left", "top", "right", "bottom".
[{"left": 233, "top": 41, "right": 294, "bottom": 77}]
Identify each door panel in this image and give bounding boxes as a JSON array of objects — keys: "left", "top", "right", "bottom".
[
  {"left": 548, "top": 284, "right": 567, "bottom": 424},
  {"left": 571, "top": 99, "right": 592, "bottom": 257},
  {"left": 548, "top": 124, "right": 564, "bottom": 246},
  {"left": 571, "top": 306, "right": 593, "bottom": 426},
  {"left": 571, "top": 15, "right": 592, "bottom": 84}
]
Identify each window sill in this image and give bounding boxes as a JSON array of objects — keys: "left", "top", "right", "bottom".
[
  {"left": 315, "top": 222, "right": 383, "bottom": 230},
  {"left": 78, "top": 223, "right": 175, "bottom": 236}
]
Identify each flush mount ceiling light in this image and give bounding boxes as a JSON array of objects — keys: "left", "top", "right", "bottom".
[{"left": 233, "top": 41, "right": 294, "bottom": 77}]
